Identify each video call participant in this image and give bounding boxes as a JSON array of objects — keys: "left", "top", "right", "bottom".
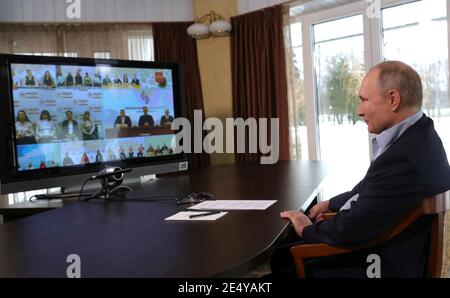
[
  {"left": 12, "top": 69, "right": 21, "bottom": 88},
  {"left": 138, "top": 107, "right": 154, "bottom": 127},
  {"left": 43, "top": 71, "right": 55, "bottom": 88},
  {"left": 160, "top": 108, "right": 174, "bottom": 127},
  {"left": 114, "top": 76, "right": 122, "bottom": 85},
  {"left": 95, "top": 150, "right": 103, "bottom": 163},
  {"left": 56, "top": 70, "right": 65, "bottom": 87},
  {"left": 66, "top": 72, "right": 74, "bottom": 87},
  {"left": 123, "top": 74, "right": 129, "bottom": 84},
  {"left": 81, "top": 152, "right": 90, "bottom": 164},
  {"left": 81, "top": 111, "right": 98, "bottom": 140},
  {"left": 84, "top": 73, "right": 93, "bottom": 87},
  {"left": 108, "top": 148, "right": 116, "bottom": 161},
  {"left": 137, "top": 144, "right": 144, "bottom": 158},
  {"left": 114, "top": 109, "right": 132, "bottom": 128},
  {"left": 119, "top": 146, "right": 126, "bottom": 160},
  {"left": 161, "top": 144, "right": 170, "bottom": 155},
  {"left": 35, "top": 110, "right": 56, "bottom": 143},
  {"left": 128, "top": 145, "right": 134, "bottom": 158},
  {"left": 131, "top": 74, "right": 140, "bottom": 86},
  {"left": 75, "top": 69, "right": 83, "bottom": 86},
  {"left": 15, "top": 110, "right": 36, "bottom": 145},
  {"left": 102, "top": 74, "right": 112, "bottom": 86},
  {"left": 61, "top": 110, "right": 79, "bottom": 141},
  {"left": 24, "top": 69, "right": 38, "bottom": 87},
  {"left": 93, "top": 72, "right": 102, "bottom": 87},
  {"left": 63, "top": 153, "right": 74, "bottom": 166}
]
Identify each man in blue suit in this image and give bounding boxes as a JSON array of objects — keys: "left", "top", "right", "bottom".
[{"left": 277, "top": 61, "right": 450, "bottom": 277}]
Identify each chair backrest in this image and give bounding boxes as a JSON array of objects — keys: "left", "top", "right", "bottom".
[
  {"left": 366, "top": 191, "right": 450, "bottom": 277},
  {"left": 290, "top": 191, "right": 450, "bottom": 277},
  {"left": 423, "top": 191, "right": 450, "bottom": 277}
]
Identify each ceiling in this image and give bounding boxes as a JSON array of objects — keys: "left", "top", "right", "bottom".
[{"left": 289, "top": 0, "right": 361, "bottom": 16}]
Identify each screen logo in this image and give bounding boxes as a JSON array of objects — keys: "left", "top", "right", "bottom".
[{"left": 140, "top": 91, "right": 150, "bottom": 104}]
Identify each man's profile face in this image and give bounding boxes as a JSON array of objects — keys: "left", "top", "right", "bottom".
[{"left": 357, "top": 70, "right": 394, "bottom": 134}]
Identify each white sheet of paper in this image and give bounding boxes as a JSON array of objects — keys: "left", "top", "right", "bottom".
[
  {"left": 188, "top": 200, "right": 277, "bottom": 210},
  {"left": 165, "top": 211, "right": 227, "bottom": 221}
]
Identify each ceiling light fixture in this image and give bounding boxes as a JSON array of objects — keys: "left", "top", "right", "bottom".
[{"left": 187, "top": 10, "right": 232, "bottom": 39}]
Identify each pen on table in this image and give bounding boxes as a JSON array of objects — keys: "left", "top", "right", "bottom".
[{"left": 189, "top": 210, "right": 222, "bottom": 218}]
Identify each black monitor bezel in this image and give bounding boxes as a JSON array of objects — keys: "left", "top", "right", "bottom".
[{"left": 0, "top": 54, "right": 184, "bottom": 186}]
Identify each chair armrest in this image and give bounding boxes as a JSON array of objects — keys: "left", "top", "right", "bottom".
[
  {"left": 322, "top": 212, "right": 337, "bottom": 220},
  {"left": 290, "top": 243, "right": 354, "bottom": 277}
]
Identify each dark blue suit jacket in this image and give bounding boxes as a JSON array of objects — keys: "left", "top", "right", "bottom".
[{"left": 302, "top": 115, "right": 450, "bottom": 277}]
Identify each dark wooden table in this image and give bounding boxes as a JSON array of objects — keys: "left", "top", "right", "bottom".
[{"left": 0, "top": 161, "right": 328, "bottom": 277}]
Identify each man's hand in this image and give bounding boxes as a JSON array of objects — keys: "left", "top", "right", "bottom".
[
  {"left": 308, "top": 201, "right": 331, "bottom": 223},
  {"left": 280, "top": 211, "right": 313, "bottom": 237}
]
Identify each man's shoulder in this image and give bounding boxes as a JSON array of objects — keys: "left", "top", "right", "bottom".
[
  {"left": 371, "top": 115, "right": 450, "bottom": 192},
  {"left": 397, "top": 115, "right": 442, "bottom": 151},
  {"left": 369, "top": 116, "right": 430, "bottom": 166}
]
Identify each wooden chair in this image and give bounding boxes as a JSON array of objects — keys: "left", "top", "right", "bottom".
[{"left": 290, "top": 191, "right": 450, "bottom": 278}]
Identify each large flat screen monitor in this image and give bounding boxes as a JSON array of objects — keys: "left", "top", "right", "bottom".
[{"left": 0, "top": 54, "right": 186, "bottom": 194}]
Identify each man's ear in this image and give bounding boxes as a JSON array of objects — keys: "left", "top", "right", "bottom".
[{"left": 388, "top": 89, "right": 401, "bottom": 111}]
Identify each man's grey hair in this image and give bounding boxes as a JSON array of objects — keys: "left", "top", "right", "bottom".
[{"left": 372, "top": 61, "right": 423, "bottom": 109}]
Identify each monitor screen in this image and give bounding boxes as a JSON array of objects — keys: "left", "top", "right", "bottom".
[{"left": 0, "top": 54, "right": 184, "bottom": 193}]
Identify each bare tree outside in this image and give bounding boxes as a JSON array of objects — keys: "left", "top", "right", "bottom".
[{"left": 323, "top": 55, "right": 363, "bottom": 125}]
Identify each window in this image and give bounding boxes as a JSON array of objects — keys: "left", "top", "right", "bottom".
[
  {"left": 63, "top": 52, "right": 78, "bottom": 58},
  {"left": 15, "top": 52, "right": 77, "bottom": 58},
  {"left": 128, "top": 32, "right": 154, "bottom": 61},
  {"left": 382, "top": 0, "right": 449, "bottom": 160},
  {"left": 312, "top": 14, "right": 368, "bottom": 196},
  {"left": 15, "top": 52, "right": 57, "bottom": 56},
  {"left": 94, "top": 52, "right": 111, "bottom": 59},
  {"left": 286, "top": 0, "right": 450, "bottom": 197},
  {"left": 287, "top": 21, "right": 308, "bottom": 160},
  {"left": 4, "top": 25, "right": 155, "bottom": 62}
]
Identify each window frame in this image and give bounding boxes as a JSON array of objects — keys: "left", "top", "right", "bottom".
[{"left": 293, "top": 0, "right": 449, "bottom": 161}]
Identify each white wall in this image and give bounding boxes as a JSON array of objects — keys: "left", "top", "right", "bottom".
[
  {"left": 237, "top": 0, "right": 289, "bottom": 15},
  {"left": 0, "top": 0, "right": 194, "bottom": 22}
]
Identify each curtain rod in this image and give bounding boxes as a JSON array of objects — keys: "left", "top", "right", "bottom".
[{"left": 0, "top": 21, "right": 193, "bottom": 25}]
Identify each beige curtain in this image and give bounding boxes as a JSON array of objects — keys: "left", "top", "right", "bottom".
[
  {"left": 0, "top": 24, "right": 59, "bottom": 54},
  {"left": 0, "top": 23, "right": 153, "bottom": 60}
]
